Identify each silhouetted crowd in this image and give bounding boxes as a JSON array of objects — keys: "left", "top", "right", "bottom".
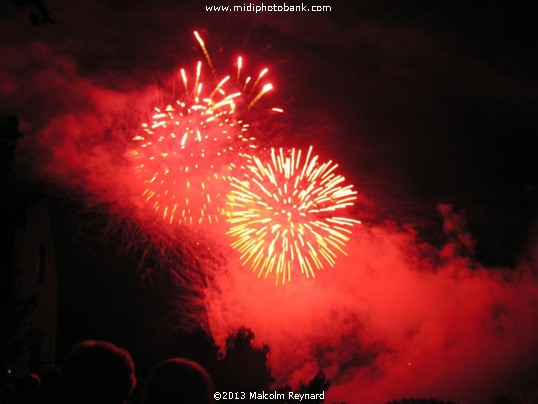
[{"left": 1, "top": 340, "right": 214, "bottom": 404}]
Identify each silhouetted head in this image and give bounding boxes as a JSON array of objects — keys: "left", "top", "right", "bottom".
[
  {"left": 60, "top": 340, "right": 136, "bottom": 404},
  {"left": 143, "top": 358, "right": 214, "bottom": 404},
  {"left": 12, "top": 374, "right": 40, "bottom": 404},
  {"left": 0, "top": 384, "right": 17, "bottom": 404}
]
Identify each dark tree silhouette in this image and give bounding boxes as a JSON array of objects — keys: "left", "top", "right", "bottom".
[
  {"left": 217, "top": 328, "right": 274, "bottom": 393},
  {"left": 213, "top": 328, "right": 331, "bottom": 403},
  {"left": 276, "top": 370, "right": 330, "bottom": 404},
  {"left": 0, "top": 116, "right": 41, "bottom": 383},
  {"left": 10, "top": 0, "right": 54, "bottom": 25},
  {"left": 295, "top": 370, "right": 330, "bottom": 403},
  {"left": 0, "top": 116, "right": 23, "bottom": 194},
  {"left": 489, "top": 394, "right": 522, "bottom": 404}
]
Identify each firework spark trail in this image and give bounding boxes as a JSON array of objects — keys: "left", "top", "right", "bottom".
[
  {"left": 225, "top": 146, "right": 361, "bottom": 284},
  {"left": 129, "top": 64, "right": 246, "bottom": 226},
  {"left": 129, "top": 32, "right": 278, "bottom": 226}
]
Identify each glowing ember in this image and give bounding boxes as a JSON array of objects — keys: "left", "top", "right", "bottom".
[
  {"left": 225, "top": 146, "right": 361, "bottom": 284},
  {"left": 129, "top": 32, "right": 276, "bottom": 226}
]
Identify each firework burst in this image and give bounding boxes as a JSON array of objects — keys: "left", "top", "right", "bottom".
[
  {"left": 129, "top": 32, "right": 277, "bottom": 226},
  {"left": 226, "top": 146, "right": 361, "bottom": 284}
]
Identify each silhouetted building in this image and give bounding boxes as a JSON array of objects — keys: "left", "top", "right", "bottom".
[{"left": 2, "top": 196, "right": 58, "bottom": 376}]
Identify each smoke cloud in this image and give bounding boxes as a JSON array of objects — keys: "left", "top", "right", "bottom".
[{"left": 205, "top": 206, "right": 538, "bottom": 403}]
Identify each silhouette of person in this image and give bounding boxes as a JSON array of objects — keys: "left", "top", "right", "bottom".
[
  {"left": 13, "top": 374, "right": 40, "bottom": 404},
  {"left": 0, "top": 384, "right": 17, "bottom": 404},
  {"left": 59, "top": 340, "right": 136, "bottom": 404},
  {"left": 143, "top": 358, "right": 214, "bottom": 404}
]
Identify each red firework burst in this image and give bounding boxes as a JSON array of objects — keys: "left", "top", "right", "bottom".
[
  {"left": 129, "top": 32, "right": 277, "bottom": 226},
  {"left": 226, "top": 146, "right": 361, "bottom": 284}
]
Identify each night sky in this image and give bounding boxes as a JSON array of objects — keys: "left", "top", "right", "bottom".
[{"left": 2, "top": 1, "right": 537, "bottom": 403}]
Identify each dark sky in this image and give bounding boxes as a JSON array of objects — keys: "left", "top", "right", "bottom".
[
  {"left": 3, "top": 1, "right": 536, "bottom": 262},
  {"left": 2, "top": 1, "right": 538, "bottom": 403}
]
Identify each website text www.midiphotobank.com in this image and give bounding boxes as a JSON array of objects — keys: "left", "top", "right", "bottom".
[{"left": 205, "top": 2, "right": 332, "bottom": 13}]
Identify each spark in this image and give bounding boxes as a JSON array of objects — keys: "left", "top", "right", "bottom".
[
  {"left": 248, "top": 83, "right": 274, "bottom": 110},
  {"left": 225, "top": 146, "right": 361, "bottom": 284}
]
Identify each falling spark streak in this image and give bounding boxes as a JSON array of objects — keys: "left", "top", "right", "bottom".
[
  {"left": 194, "top": 30, "right": 215, "bottom": 74},
  {"left": 237, "top": 56, "right": 242, "bottom": 81},
  {"left": 249, "top": 83, "right": 274, "bottom": 110},
  {"left": 129, "top": 32, "right": 278, "bottom": 226},
  {"left": 225, "top": 146, "right": 361, "bottom": 284}
]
